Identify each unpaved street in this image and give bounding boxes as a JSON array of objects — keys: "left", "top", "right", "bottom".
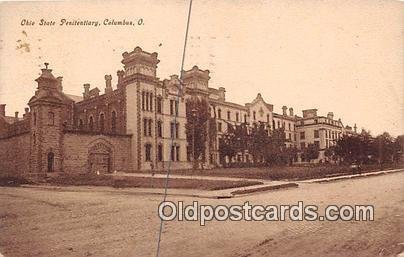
[{"left": 1, "top": 172, "right": 403, "bottom": 257}]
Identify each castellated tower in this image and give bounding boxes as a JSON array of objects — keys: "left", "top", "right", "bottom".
[
  {"left": 121, "top": 46, "right": 160, "bottom": 80},
  {"left": 121, "top": 47, "right": 161, "bottom": 171},
  {"left": 28, "top": 63, "right": 65, "bottom": 174},
  {"left": 181, "top": 65, "right": 210, "bottom": 97}
]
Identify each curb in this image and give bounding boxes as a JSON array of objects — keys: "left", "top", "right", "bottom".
[{"left": 231, "top": 182, "right": 299, "bottom": 196}]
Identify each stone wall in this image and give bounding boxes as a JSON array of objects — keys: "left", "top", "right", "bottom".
[
  {"left": 62, "top": 132, "right": 132, "bottom": 173},
  {"left": 0, "top": 133, "right": 30, "bottom": 175}
]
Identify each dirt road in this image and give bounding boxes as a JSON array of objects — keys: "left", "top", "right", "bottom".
[{"left": 1, "top": 172, "right": 403, "bottom": 257}]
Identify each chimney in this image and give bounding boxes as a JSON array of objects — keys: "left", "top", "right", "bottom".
[
  {"left": 117, "top": 70, "right": 124, "bottom": 89},
  {"left": 327, "top": 112, "right": 334, "bottom": 120},
  {"left": 56, "top": 76, "right": 63, "bottom": 91},
  {"left": 23, "top": 107, "right": 29, "bottom": 118},
  {"left": 83, "top": 83, "right": 90, "bottom": 99},
  {"left": 0, "top": 104, "right": 5, "bottom": 117},
  {"left": 282, "top": 106, "right": 287, "bottom": 116},
  {"left": 15, "top": 111, "right": 19, "bottom": 121},
  {"left": 218, "top": 87, "right": 226, "bottom": 101},
  {"left": 289, "top": 107, "right": 294, "bottom": 117},
  {"left": 354, "top": 123, "right": 357, "bottom": 133},
  {"left": 105, "top": 75, "right": 113, "bottom": 94}
]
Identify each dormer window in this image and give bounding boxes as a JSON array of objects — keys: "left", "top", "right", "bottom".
[{"left": 48, "top": 112, "right": 54, "bottom": 126}]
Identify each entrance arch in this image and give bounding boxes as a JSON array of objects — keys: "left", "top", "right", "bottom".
[
  {"left": 88, "top": 141, "right": 112, "bottom": 173},
  {"left": 47, "top": 152, "right": 54, "bottom": 172}
]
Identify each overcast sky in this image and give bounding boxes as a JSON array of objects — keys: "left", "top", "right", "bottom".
[{"left": 0, "top": 0, "right": 403, "bottom": 136}]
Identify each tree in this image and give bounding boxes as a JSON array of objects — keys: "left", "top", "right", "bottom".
[
  {"left": 301, "top": 143, "right": 320, "bottom": 162},
  {"left": 185, "top": 97, "right": 209, "bottom": 168},
  {"left": 248, "top": 122, "right": 270, "bottom": 164},
  {"left": 218, "top": 122, "right": 249, "bottom": 166},
  {"left": 264, "top": 127, "right": 287, "bottom": 166}
]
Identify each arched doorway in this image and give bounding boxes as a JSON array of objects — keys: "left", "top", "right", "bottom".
[
  {"left": 88, "top": 142, "right": 112, "bottom": 173},
  {"left": 47, "top": 152, "right": 54, "bottom": 172}
]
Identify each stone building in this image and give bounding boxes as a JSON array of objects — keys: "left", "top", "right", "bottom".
[{"left": 0, "top": 46, "right": 357, "bottom": 176}]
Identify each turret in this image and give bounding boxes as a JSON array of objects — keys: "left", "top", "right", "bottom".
[
  {"left": 121, "top": 46, "right": 159, "bottom": 78},
  {"left": 181, "top": 65, "right": 210, "bottom": 95},
  {"left": 282, "top": 106, "right": 287, "bottom": 116},
  {"left": 289, "top": 107, "right": 294, "bottom": 117},
  {"left": 104, "top": 75, "right": 113, "bottom": 94}
]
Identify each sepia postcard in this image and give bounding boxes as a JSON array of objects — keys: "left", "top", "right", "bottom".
[{"left": 0, "top": 0, "right": 403, "bottom": 257}]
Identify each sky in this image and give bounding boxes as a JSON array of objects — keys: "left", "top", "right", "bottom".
[{"left": 0, "top": 0, "right": 403, "bottom": 136}]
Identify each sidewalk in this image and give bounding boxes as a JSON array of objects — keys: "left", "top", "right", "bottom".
[
  {"left": 108, "top": 171, "right": 264, "bottom": 182},
  {"left": 300, "top": 168, "right": 404, "bottom": 183},
  {"left": 19, "top": 168, "right": 404, "bottom": 199}
]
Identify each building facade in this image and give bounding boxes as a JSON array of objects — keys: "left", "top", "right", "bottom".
[{"left": 0, "top": 46, "right": 357, "bottom": 176}]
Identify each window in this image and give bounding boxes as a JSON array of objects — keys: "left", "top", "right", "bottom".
[
  {"left": 277, "top": 121, "right": 280, "bottom": 128},
  {"left": 145, "top": 144, "right": 152, "bottom": 162},
  {"left": 289, "top": 133, "right": 292, "bottom": 140},
  {"left": 314, "top": 130, "right": 319, "bottom": 138},
  {"left": 89, "top": 116, "right": 94, "bottom": 131},
  {"left": 217, "top": 122, "right": 222, "bottom": 132},
  {"left": 158, "top": 144, "right": 163, "bottom": 162},
  {"left": 111, "top": 111, "right": 117, "bottom": 133},
  {"left": 170, "top": 100, "right": 174, "bottom": 115},
  {"left": 157, "top": 97, "right": 162, "bottom": 114},
  {"left": 218, "top": 109, "right": 222, "bottom": 119},
  {"left": 227, "top": 111, "right": 231, "bottom": 120},
  {"left": 300, "top": 132, "right": 305, "bottom": 140},
  {"left": 142, "top": 92, "right": 145, "bottom": 110},
  {"left": 157, "top": 121, "right": 162, "bottom": 137},
  {"left": 176, "top": 146, "right": 180, "bottom": 161},
  {"left": 253, "top": 111, "right": 256, "bottom": 120},
  {"left": 148, "top": 119, "right": 152, "bottom": 136},
  {"left": 288, "top": 123, "right": 291, "bottom": 131},
  {"left": 170, "top": 122, "right": 179, "bottom": 138},
  {"left": 48, "top": 112, "right": 55, "bottom": 125},
  {"left": 227, "top": 123, "right": 232, "bottom": 131},
  {"left": 267, "top": 114, "right": 270, "bottom": 123},
  {"left": 33, "top": 112, "right": 37, "bottom": 126},
  {"left": 171, "top": 145, "right": 175, "bottom": 161},
  {"left": 149, "top": 93, "right": 153, "bottom": 111},
  {"left": 294, "top": 133, "right": 297, "bottom": 141},
  {"left": 244, "top": 114, "right": 247, "bottom": 123},
  {"left": 170, "top": 100, "right": 178, "bottom": 116},
  {"left": 143, "top": 119, "right": 148, "bottom": 136},
  {"left": 236, "top": 113, "right": 239, "bottom": 122},
  {"left": 99, "top": 113, "right": 105, "bottom": 132},
  {"left": 145, "top": 92, "right": 149, "bottom": 111},
  {"left": 314, "top": 141, "right": 320, "bottom": 148},
  {"left": 272, "top": 120, "right": 275, "bottom": 129},
  {"left": 175, "top": 101, "right": 178, "bottom": 115}
]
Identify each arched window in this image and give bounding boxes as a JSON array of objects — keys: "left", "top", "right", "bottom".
[
  {"left": 111, "top": 111, "right": 117, "bottom": 133},
  {"left": 157, "top": 120, "right": 162, "bottom": 137},
  {"left": 48, "top": 112, "right": 55, "bottom": 125},
  {"left": 47, "top": 152, "right": 54, "bottom": 172},
  {"left": 89, "top": 116, "right": 94, "bottom": 131},
  {"left": 99, "top": 113, "right": 105, "bottom": 132}
]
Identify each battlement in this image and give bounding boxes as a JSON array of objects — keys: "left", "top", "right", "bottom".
[{"left": 121, "top": 46, "right": 159, "bottom": 78}]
